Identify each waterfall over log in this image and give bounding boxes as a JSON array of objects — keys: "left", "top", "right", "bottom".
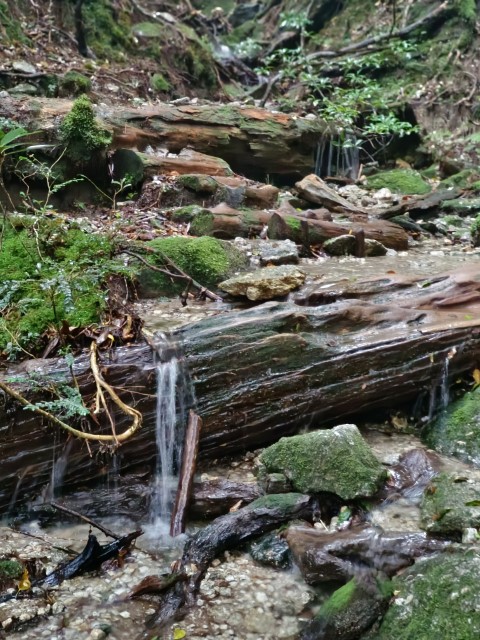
[{"left": 2, "top": 266, "right": 480, "bottom": 511}]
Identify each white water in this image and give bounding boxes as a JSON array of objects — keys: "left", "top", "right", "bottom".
[{"left": 145, "top": 335, "right": 184, "bottom": 546}]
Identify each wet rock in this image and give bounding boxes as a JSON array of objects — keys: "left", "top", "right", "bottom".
[
  {"left": 9, "top": 83, "right": 39, "bottom": 96},
  {"left": 300, "top": 576, "right": 391, "bottom": 640},
  {"left": 365, "top": 239, "right": 388, "bottom": 257},
  {"left": 420, "top": 472, "right": 480, "bottom": 534},
  {"left": 12, "top": 60, "right": 36, "bottom": 74},
  {"left": 386, "top": 448, "right": 439, "bottom": 498},
  {"left": 285, "top": 524, "right": 449, "bottom": 584},
  {"left": 259, "top": 239, "right": 299, "bottom": 266},
  {"left": 323, "top": 235, "right": 356, "bottom": 256},
  {"left": 422, "top": 390, "right": 480, "bottom": 466},
  {"left": 443, "top": 197, "right": 480, "bottom": 215},
  {"left": 219, "top": 265, "right": 305, "bottom": 301},
  {"left": 178, "top": 174, "right": 219, "bottom": 194},
  {"left": 260, "top": 472, "right": 292, "bottom": 494},
  {"left": 372, "top": 551, "right": 480, "bottom": 639},
  {"left": 249, "top": 532, "right": 292, "bottom": 569},
  {"left": 190, "top": 478, "right": 262, "bottom": 518},
  {"left": 259, "top": 424, "right": 386, "bottom": 500}
]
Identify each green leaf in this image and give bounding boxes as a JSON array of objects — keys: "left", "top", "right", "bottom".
[{"left": 0, "top": 127, "right": 29, "bottom": 148}]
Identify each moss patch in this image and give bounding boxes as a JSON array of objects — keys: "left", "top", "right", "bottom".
[
  {"left": 420, "top": 472, "right": 480, "bottom": 533},
  {"left": 260, "top": 424, "right": 386, "bottom": 500},
  {"left": 59, "top": 71, "right": 92, "bottom": 97},
  {"left": 367, "top": 169, "right": 431, "bottom": 195},
  {"left": 60, "top": 95, "right": 111, "bottom": 167},
  {"left": 422, "top": 390, "right": 480, "bottom": 465},
  {"left": 136, "top": 236, "right": 248, "bottom": 297},
  {"left": 0, "top": 220, "right": 130, "bottom": 358},
  {"left": 373, "top": 552, "right": 480, "bottom": 639}
]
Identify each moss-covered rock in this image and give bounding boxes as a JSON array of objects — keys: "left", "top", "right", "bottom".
[
  {"left": 323, "top": 235, "right": 356, "bottom": 256},
  {"left": 59, "top": 95, "right": 111, "bottom": 167},
  {"left": 301, "top": 577, "right": 391, "bottom": 640},
  {"left": 249, "top": 532, "right": 292, "bottom": 569},
  {"left": 443, "top": 197, "right": 480, "bottom": 215},
  {"left": 150, "top": 72, "right": 170, "bottom": 93},
  {"left": 171, "top": 205, "right": 213, "bottom": 224},
  {"left": 58, "top": 71, "right": 92, "bottom": 97},
  {"left": 372, "top": 552, "right": 480, "bottom": 639},
  {"left": 440, "top": 168, "right": 479, "bottom": 189},
  {"left": 136, "top": 236, "right": 248, "bottom": 297},
  {"left": 248, "top": 492, "right": 309, "bottom": 515},
  {"left": 259, "top": 424, "right": 386, "bottom": 500},
  {"left": 420, "top": 472, "right": 480, "bottom": 534},
  {"left": 422, "top": 390, "right": 480, "bottom": 465},
  {"left": 367, "top": 169, "right": 431, "bottom": 195},
  {"left": 177, "top": 174, "right": 218, "bottom": 194}
]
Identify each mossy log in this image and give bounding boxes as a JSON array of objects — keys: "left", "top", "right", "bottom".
[
  {"left": 0, "top": 96, "right": 327, "bottom": 180},
  {"left": 2, "top": 266, "right": 480, "bottom": 510},
  {"left": 188, "top": 205, "right": 407, "bottom": 250}
]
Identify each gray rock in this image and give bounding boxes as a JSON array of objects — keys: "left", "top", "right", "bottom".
[
  {"left": 323, "top": 235, "right": 356, "bottom": 256},
  {"left": 9, "top": 83, "right": 39, "bottom": 96},
  {"left": 372, "top": 552, "right": 480, "bottom": 639},
  {"left": 420, "top": 472, "right": 480, "bottom": 534},
  {"left": 260, "top": 424, "right": 386, "bottom": 500},
  {"left": 250, "top": 532, "right": 292, "bottom": 569},
  {"left": 259, "top": 239, "right": 299, "bottom": 266},
  {"left": 219, "top": 265, "right": 305, "bottom": 301},
  {"left": 365, "top": 239, "right": 388, "bottom": 257},
  {"left": 12, "top": 60, "right": 37, "bottom": 74}
]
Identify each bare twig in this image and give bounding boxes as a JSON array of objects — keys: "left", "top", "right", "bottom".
[{"left": 51, "top": 501, "right": 120, "bottom": 539}]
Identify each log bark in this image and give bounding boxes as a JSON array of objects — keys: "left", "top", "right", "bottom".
[
  {"left": 2, "top": 266, "right": 480, "bottom": 511},
  {"left": 170, "top": 410, "right": 202, "bottom": 537},
  {"left": 0, "top": 96, "right": 327, "bottom": 179}
]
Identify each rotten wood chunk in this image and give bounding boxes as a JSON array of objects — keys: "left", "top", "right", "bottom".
[
  {"left": 295, "top": 174, "right": 369, "bottom": 216},
  {"left": 191, "top": 479, "right": 262, "bottom": 518}
]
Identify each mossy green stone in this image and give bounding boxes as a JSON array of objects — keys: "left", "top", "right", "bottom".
[
  {"left": 423, "top": 390, "right": 480, "bottom": 465},
  {"left": 260, "top": 424, "right": 386, "bottom": 500},
  {"left": 443, "top": 197, "right": 480, "bottom": 215},
  {"left": 171, "top": 205, "right": 212, "bottom": 223},
  {"left": 59, "top": 71, "right": 92, "bottom": 97},
  {"left": 367, "top": 169, "right": 431, "bottom": 195},
  {"left": 177, "top": 175, "right": 218, "bottom": 194},
  {"left": 420, "top": 472, "right": 480, "bottom": 533},
  {"left": 372, "top": 552, "right": 480, "bottom": 639},
  {"left": 248, "top": 493, "right": 308, "bottom": 514},
  {"left": 0, "top": 559, "right": 23, "bottom": 579}
]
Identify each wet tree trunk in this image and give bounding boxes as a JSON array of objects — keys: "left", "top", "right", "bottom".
[{"left": 2, "top": 266, "right": 480, "bottom": 511}]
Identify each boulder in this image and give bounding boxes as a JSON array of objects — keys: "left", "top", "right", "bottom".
[
  {"left": 420, "top": 472, "right": 480, "bottom": 534},
  {"left": 259, "top": 424, "right": 386, "bottom": 500},
  {"left": 323, "top": 235, "right": 356, "bottom": 256},
  {"left": 219, "top": 265, "right": 306, "bottom": 301},
  {"left": 423, "top": 390, "right": 480, "bottom": 466},
  {"left": 372, "top": 552, "right": 480, "bottom": 639},
  {"left": 365, "top": 238, "right": 388, "bottom": 257},
  {"left": 258, "top": 240, "right": 299, "bottom": 266}
]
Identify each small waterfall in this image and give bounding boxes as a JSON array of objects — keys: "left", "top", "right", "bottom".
[
  {"left": 315, "top": 132, "right": 360, "bottom": 180},
  {"left": 43, "top": 438, "right": 74, "bottom": 503},
  {"left": 147, "top": 334, "right": 192, "bottom": 543}
]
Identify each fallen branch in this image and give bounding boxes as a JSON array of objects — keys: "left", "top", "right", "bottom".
[
  {"left": 51, "top": 501, "right": 120, "bottom": 540},
  {"left": 170, "top": 410, "right": 202, "bottom": 537}
]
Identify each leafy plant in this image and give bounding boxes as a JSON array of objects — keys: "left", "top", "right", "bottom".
[{"left": 59, "top": 95, "right": 112, "bottom": 166}]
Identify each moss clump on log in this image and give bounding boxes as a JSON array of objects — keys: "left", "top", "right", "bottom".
[{"left": 59, "top": 95, "right": 112, "bottom": 166}]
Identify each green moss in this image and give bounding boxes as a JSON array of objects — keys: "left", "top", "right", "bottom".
[
  {"left": 455, "top": 0, "right": 477, "bottom": 23},
  {"left": 177, "top": 175, "right": 218, "bottom": 194},
  {"left": 373, "top": 552, "right": 480, "bottom": 639},
  {"left": 59, "top": 95, "right": 112, "bottom": 166},
  {"left": 171, "top": 205, "right": 212, "bottom": 223},
  {"left": 0, "top": 559, "right": 23, "bottom": 579},
  {"left": 0, "top": 221, "right": 129, "bottom": 358},
  {"left": 59, "top": 71, "right": 92, "bottom": 97},
  {"left": 248, "top": 493, "right": 307, "bottom": 513},
  {"left": 83, "top": 0, "right": 134, "bottom": 60},
  {"left": 420, "top": 472, "right": 480, "bottom": 533},
  {"left": 319, "top": 579, "right": 357, "bottom": 617},
  {"left": 423, "top": 390, "right": 480, "bottom": 464},
  {"left": 260, "top": 425, "right": 386, "bottom": 500},
  {"left": 285, "top": 216, "right": 301, "bottom": 231},
  {"left": 367, "top": 169, "right": 431, "bottom": 195},
  {"left": 150, "top": 73, "right": 170, "bottom": 93},
  {"left": 440, "top": 169, "right": 478, "bottom": 189},
  {"left": 189, "top": 211, "right": 215, "bottom": 236},
  {"left": 0, "top": 1, "right": 29, "bottom": 43},
  {"left": 137, "top": 236, "right": 247, "bottom": 296}
]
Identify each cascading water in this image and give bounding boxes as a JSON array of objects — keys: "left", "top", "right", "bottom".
[
  {"left": 147, "top": 334, "right": 191, "bottom": 544},
  {"left": 315, "top": 132, "right": 361, "bottom": 180}
]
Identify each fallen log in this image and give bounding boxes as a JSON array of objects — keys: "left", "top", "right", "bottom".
[
  {"left": 170, "top": 410, "right": 202, "bottom": 537},
  {"left": 190, "top": 479, "right": 262, "bottom": 518},
  {"left": 3, "top": 266, "right": 480, "bottom": 510},
  {"left": 378, "top": 188, "right": 462, "bottom": 220},
  {"left": 0, "top": 96, "right": 327, "bottom": 179},
  {"left": 296, "top": 174, "right": 369, "bottom": 215}
]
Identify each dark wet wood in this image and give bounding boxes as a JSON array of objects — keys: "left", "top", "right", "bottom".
[
  {"left": 285, "top": 524, "right": 451, "bottom": 584},
  {"left": 190, "top": 479, "right": 262, "bottom": 518},
  {"left": 170, "top": 410, "right": 202, "bottom": 537},
  {"left": 2, "top": 266, "right": 480, "bottom": 510}
]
